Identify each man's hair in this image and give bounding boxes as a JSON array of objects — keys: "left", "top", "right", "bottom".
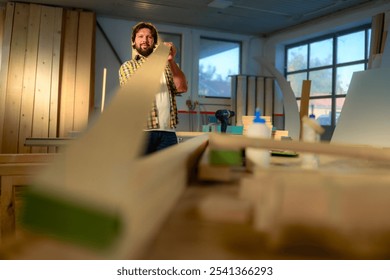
[{"left": 131, "top": 22, "right": 158, "bottom": 48}]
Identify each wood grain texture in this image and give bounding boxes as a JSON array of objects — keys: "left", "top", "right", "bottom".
[
  {"left": 18, "top": 4, "right": 41, "bottom": 154},
  {"left": 0, "top": 2, "right": 14, "bottom": 152},
  {"left": 2, "top": 3, "right": 29, "bottom": 153}
]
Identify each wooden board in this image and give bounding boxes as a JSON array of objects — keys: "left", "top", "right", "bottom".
[
  {"left": 0, "top": 2, "right": 14, "bottom": 152},
  {"left": 264, "top": 77, "right": 274, "bottom": 117},
  {"left": 31, "top": 6, "right": 57, "bottom": 153},
  {"left": 48, "top": 7, "right": 64, "bottom": 153},
  {"left": 235, "top": 75, "right": 247, "bottom": 126},
  {"left": 299, "top": 80, "right": 311, "bottom": 139},
  {"left": 74, "top": 11, "right": 95, "bottom": 132},
  {"left": 0, "top": 5, "right": 5, "bottom": 69},
  {"left": 2, "top": 3, "right": 29, "bottom": 153},
  {"left": 59, "top": 10, "right": 79, "bottom": 137},
  {"left": 18, "top": 4, "right": 41, "bottom": 154},
  {"left": 246, "top": 76, "right": 256, "bottom": 116},
  {"left": 255, "top": 76, "right": 265, "bottom": 113}
]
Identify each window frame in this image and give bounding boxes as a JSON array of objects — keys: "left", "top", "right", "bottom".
[
  {"left": 198, "top": 36, "right": 242, "bottom": 99},
  {"left": 284, "top": 24, "right": 371, "bottom": 128}
]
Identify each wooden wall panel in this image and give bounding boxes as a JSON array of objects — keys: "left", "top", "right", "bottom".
[
  {"left": 59, "top": 10, "right": 78, "bottom": 137},
  {"left": 0, "top": 2, "right": 95, "bottom": 153},
  {"left": 74, "top": 11, "right": 95, "bottom": 132},
  {"left": 18, "top": 4, "right": 41, "bottom": 153},
  {"left": 0, "top": 2, "right": 14, "bottom": 150},
  {"left": 31, "top": 6, "right": 57, "bottom": 153},
  {"left": 2, "top": 3, "right": 29, "bottom": 153},
  {"left": 0, "top": 5, "right": 5, "bottom": 71},
  {"left": 48, "top": 7, "right": 64, "bottom": 153}
]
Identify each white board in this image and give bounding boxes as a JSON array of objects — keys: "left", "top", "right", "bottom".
[{"left": 332, "top": 68, "right": 390, "bottom": 148}]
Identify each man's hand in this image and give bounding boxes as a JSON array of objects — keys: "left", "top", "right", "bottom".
[{"left": 163, "top": 42, "right": 176, "bottom": 61}]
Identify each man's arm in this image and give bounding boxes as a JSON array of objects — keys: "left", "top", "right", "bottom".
[{"left": 165, "top": 42, "right": 188, "bottom": 93}]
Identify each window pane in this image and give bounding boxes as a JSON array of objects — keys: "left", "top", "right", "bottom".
[
  {"left": 310, "top": 99, "right": 332, "bottom": 126},
  {"left": 309, "top": 39, "right": 333, "bottom": 68},
  {"left": 159, "top": 32, "right": 182, "bottom": 66},
  {"left": 199, "top": 38, "right": 240, "bottom": 98},
  {"left": 287, "top": 72, "right": 306, "bottom": 97},
  {"left": 309, "top": 69, "right": 332, "bottom": 96},
  {"left": 287, "top": 45, "right": 308, "bottom": 72},
  {"left": 336, "top": 63, "right": 365, "bottom": 95},
  {"left": 337, "top": 31, "right": 365, "bottom": 64}
]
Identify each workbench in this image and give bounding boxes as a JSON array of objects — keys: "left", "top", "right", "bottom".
[{"left": 1, "top": 135, "right": 390, "bottom": 260}]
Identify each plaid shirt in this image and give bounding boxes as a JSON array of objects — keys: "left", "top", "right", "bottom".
[{"left": 119, "top": 54, "right": 179, "bottom": 129}]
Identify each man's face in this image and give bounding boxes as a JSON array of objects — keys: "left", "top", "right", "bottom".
[{"left": 134, "top": 28, "right": 155, "bottom": 57}]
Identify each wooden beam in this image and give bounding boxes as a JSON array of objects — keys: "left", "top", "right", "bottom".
[
  {"left": 299, "top": 80, "right": 311, "bottom": 139},
  {"left": 209, "top": 133, "right": 390, "bottom": 162}
]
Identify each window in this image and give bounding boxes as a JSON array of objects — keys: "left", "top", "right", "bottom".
[
  {"left": 198, "top": 38, "right": 241, "bottom": 98},
  {"left": 285, "top": 25, "right": 371, "bottom": 128}
]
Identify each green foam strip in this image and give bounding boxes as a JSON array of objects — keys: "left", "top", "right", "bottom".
[
  {"left": 22, "top": 187, "right": 122, "bottom": 250},
  {"left": 209, "top": 149, "right": 243, "bottom": 166}
]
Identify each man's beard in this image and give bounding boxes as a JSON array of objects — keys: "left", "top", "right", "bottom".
[{"left": 135, "top": 44, "right": 155, "bottom": 57}]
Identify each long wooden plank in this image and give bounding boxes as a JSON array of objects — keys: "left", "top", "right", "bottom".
[
  {"left": 48, "top": 7, "right": 64, "bottom": 153},
  {"left": 2, "top": 3, "right": 29, "bottom": 153},
  {"left": 255, "top": 76, "right": 265, "bottom": 113},
  {"left": 209, "top": 133, "right": 390, "bottom": 163},
  {"left": 18, "top": 4, "right": 41, "bottom": 154},
  {"left": 230, "top": 75, "right": 237, "bottom": 125},
  {"left": 0, "top": 5, "right": 5, "bottom": 69},
  {"left": 299, "top": 80, "right": 311, "bottom": 139},
  {"left": 31, "top": 6, "right": 56, "bottom": 153},
  {"left": 235, "top": 75, "right": 247, "bottom": 126},
  {"left": 246, "top": 76, "right": 256, "bottom": 116},
  {"left": 74, "top": 11, "right": 95, "bottom": 132},
  {"left": 0, "top": 153, "right": 58, "bottom": 164},
  {"left": 59, "top": 10, "right": 79, "bottom": 137},
  {"left": 264, "top": 77, "right": 274, "bottom": 117},
  {"left": 299, "top": 80, "right": 311, "bottom": 119},
  {"left": 0, "top": 2, "right": 14, "bottom": 152}
]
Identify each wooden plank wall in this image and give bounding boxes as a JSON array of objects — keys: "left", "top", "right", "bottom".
[
  {"left": 59, "top": 10, "right": 96, "bottom": 137},
  {"left": 0, "top": 5, "right": 5, "bottom": 71},
  {"left": 0, "top": 2, "right": 96, "bottom": 153}
]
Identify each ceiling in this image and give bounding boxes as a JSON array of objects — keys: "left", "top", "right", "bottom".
[{"left": 0, "top": 0, "right": 385, "bottom": 36}]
